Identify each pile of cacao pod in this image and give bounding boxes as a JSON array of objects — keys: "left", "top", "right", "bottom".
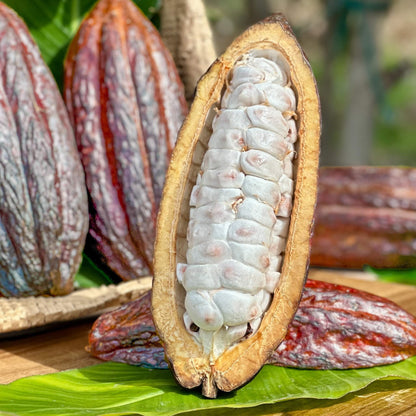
[
  {"left": 0, "top": 0, "right": 188, "bottom": 297},
  {"left": 1, "top": 0, "right": 416, "bottom": 401}
]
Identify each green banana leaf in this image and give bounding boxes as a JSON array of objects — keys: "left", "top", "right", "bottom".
[
  {"left": 1, "top": 358, "right": 416, "bottom": 416},
  {"left": 3, "top": 0, "right": 161, "bottom": 86},
  {"left": 74, "top": 254, "right": 114, "bottom": 289},
  {"left": 369, "top": 267, "right": 416, "bottom": 286}
]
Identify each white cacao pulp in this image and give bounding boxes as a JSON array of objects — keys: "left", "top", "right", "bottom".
[{"left": 176, "top": 49, "right": 297, "bottom": 360}]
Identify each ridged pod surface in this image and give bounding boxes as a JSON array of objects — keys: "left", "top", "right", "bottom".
[
  {"left": 152, "top": 15, "right": 320, "bottom": 397},
  {"left": 0, "top": 3, "right": 88, "bottom": 297},
  {"left": 311, "top": 166, "right": 416, "bottom": 269},
  {"left": 268, "top": 279, "right": 416, "bottom": 368},
  {"left": 89, "top": 280, "right": 416, "bottom": 370},
  {"left": 64, "top": 0, "right": 187, "bottom": 280}
]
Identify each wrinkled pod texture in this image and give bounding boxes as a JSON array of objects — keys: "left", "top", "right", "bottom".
[
  {"left": 311, "top": 166, "right": 416, "bottom": 269},
  {"left": 89, "top": 280, "right": 416, "bottom": 370},
  {"left": 0, "top": 3, "right": 88, "bottom": 297},
  {"left": 64, "top": 0, "right": 187, "bottom": 281},
  {"left": 152, "top": 15, "right": 321, "bottom": 398}
]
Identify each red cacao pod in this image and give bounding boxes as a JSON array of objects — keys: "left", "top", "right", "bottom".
[
  {"left": 64, "top": 0, "right": 187, "bottom": 280},
  {"left": 0, "top": 3, "right": 88, "bottom": 297},
  {"left": 311, "top": 166, "right": 416, "bottom": 269},
  {"left": 88, "top": 280, "right": 416, "bottom": 370}
]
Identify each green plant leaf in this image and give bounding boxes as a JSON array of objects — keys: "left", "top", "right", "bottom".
[
  {"left": 367, "top": 267, "right": 416, "bottom": 286},
  {"left": 74, "top": 254, "right": 114, "bottom": 288},
  {"left": 4, "top": 0, "right": 161, "bottom": 86},
  {"left": 1, "top": 358, "right": 416, "bottom": 416}
]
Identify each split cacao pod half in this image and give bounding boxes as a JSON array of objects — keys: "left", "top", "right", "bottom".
[
  {"left": 0, "top": 4, "right": 88, "bottom": 297},
  {"left": 89, "top": 280, "right": 416, "bottom": 370},
  {"left": 64, "top": 0, "right": 187, "bottom": 280},
  {"left": 311, "top": 166, "right": 416, "bottom": 269},
  {"left": 152, "top": 15, "right": 321, "bottom": 397}
]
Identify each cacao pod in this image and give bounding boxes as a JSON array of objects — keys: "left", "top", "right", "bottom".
[
  {"left": 311, "top": 166, "right": 416, "bottom": 269},
  {"left": 152, "top": 15, "right": 321, "bottom": 397},
  {"left": 64, "top": 0, "right": 187, "bottom": 281},
  {"left": 160, "top": 0, "right": 217, "bottom": 102},
  {"left": 0, "top": 3, "right": 88, "bottom": 297},
  {"left": 89, "top": 280, "right": 416, "bottom": 370},
  {"left": 88, "top": 291, "right": 168, "bottom": 369},
  {"left": 268, "top": 279, "right": 416, "bottom": 369}
]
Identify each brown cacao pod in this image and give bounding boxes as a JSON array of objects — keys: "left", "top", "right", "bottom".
[
  {"left": 64, "top": 0, "right": 187, "bottom": 280},
  {"left": 0, "top": 3, "right": 88, "bottom": 297},
  {"left": 160, "top": 0, "right": 217, "bottom": 102},
  {"left": 152, "top": 15, "right": 321, "bottom": 397},
  {"left": 89, "top": 280, "right": 416, "bottom": 370},
  {"left": 88, "top": 291, "right": 168, "bottom": 369},
  {"left": 311, "top": 166, "right": 416, "bottom": 269},
  {"left": 268, "top": 279, "right": 416, "bottom": 368}
]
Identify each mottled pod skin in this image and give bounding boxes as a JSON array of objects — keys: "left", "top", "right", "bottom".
[
  {"left": 311, "top": 166, "right": 416, "bottom": 269},
  {"left": 268, "top": 279, "right": 416, "bottom": 368},
  {"left": 64, "top": 0, "right": 187, "bottom": 280},
  {"left": 0, "top": 3, "right": 88, "bottom": 297},
  {"left": 88, "top": 291, "right": 168, "bottom": 369},
  {"left": 89, "top": 280, "right": 416, "bottom": 370},
  {"left": 152, "top": 15, "right": 321, "bottom": 397}
]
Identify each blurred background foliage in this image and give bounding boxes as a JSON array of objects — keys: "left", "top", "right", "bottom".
[{"left": 205, "top": 0, "right": 416, "bottom": 167}]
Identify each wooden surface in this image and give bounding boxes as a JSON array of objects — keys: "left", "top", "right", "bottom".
[
  {"left": 0, "top": 278, "right": 152, "bottom": 333},
  {"left": 1, "top": 269, "right": 416, "bottom": 415}
]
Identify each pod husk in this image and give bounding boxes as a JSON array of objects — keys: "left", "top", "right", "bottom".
[
  {"left": 310, "top": 166, "right": 416, "bottom": 269},
  {"left": 160, "top": 0, "right": 217, "bottom": 102},
  {"left": 152, "top": 14, "right": 321, "bottom": 398}
]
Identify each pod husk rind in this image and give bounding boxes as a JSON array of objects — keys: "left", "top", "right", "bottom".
[{"left": 152, "top": 14, "right": 321, "bottom": 397}]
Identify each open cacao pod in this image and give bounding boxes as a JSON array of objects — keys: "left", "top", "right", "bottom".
[{"left": 152, "top": 15, "right": 321, "bottom": 397}]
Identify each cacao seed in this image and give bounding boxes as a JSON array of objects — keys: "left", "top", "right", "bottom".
[
  {"left": 311, "top": 166, "right": 416, "bottom": 269},
  {"left": 88, "top": 280, "right": 416, "bottom": 370},
  {"left": 152, "top": 15, "right": 321, "bottom": 397},
  {"left": 0, "top": 3, "right": 88, "bottom": 297},
  {"left": 64, "top": 0, "right": 187, "bottom": 281}
]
